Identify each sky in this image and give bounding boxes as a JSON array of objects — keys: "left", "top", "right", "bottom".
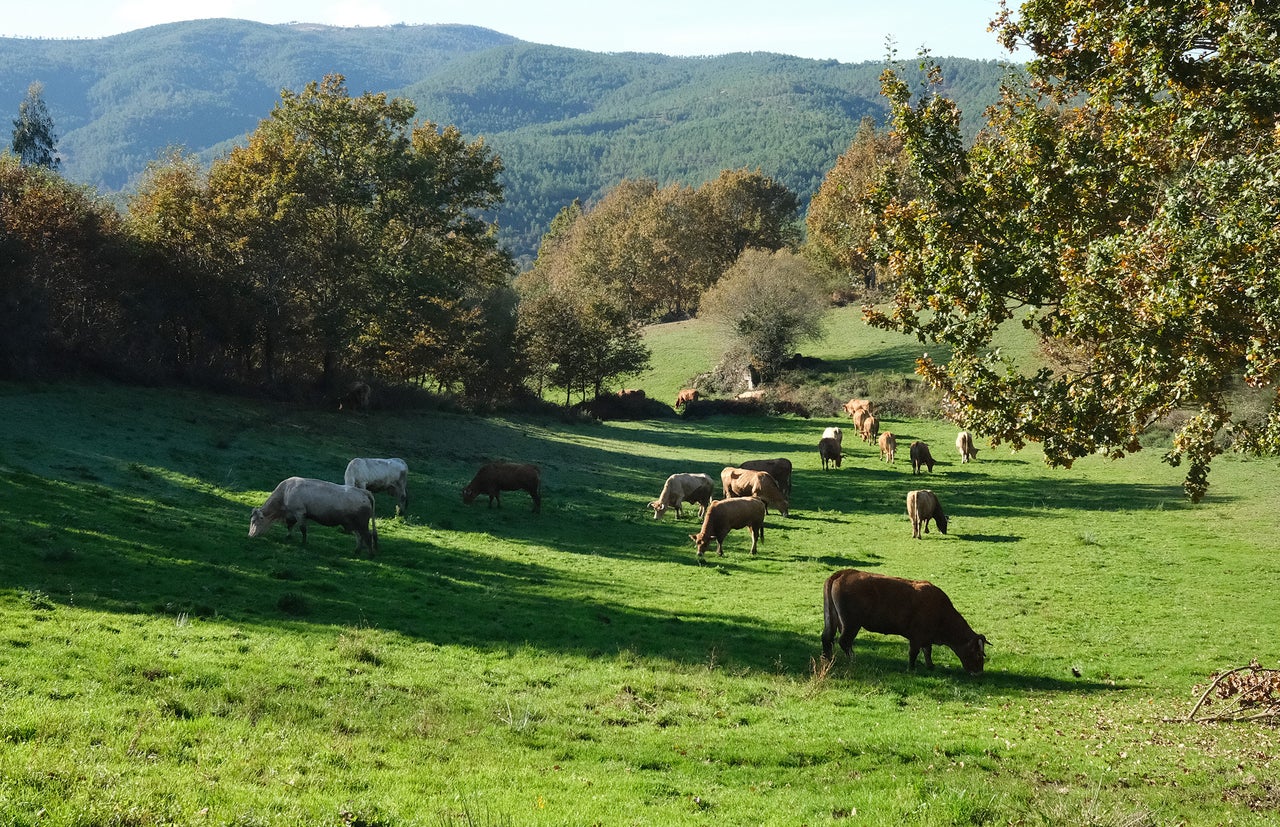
[{"left": 2, "top": 0, "right": 1021, "bottom": 63}]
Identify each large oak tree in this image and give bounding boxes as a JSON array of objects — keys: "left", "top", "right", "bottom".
[{"left": 866, "top": 0, "right": 1280, "bottom": 500}]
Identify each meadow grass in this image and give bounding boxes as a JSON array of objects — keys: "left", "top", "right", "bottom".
[{"left": 1, "top": 312, "right": 1278, "bottom": 825}]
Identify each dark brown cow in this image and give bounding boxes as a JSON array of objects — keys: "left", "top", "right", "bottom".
[
  {"left": 910, "top": 441, "right": 936, "bottom": 474},
  {"left": 688, "top": 497, "right": 766, "bottom": 557},
  {"left": 462, "top": 462, "right": 542, "bottom": 513},
  {"left": 821, "top": 569, "right": 988, "bottom": 673},
  {"left": 739, "top": 458, "right": 793, "bottom": 495},
  {"left": 818, "top": 437, "right": 842, "bottom": 470},
  {"left": 338, "top": 381, "right": 371, "bottom": 411}
]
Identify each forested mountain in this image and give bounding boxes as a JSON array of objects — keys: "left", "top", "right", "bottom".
[{"left": 0, "top": 20, "right": 1014, "bottom": 262}]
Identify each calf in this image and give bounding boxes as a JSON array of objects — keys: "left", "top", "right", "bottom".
[
  {"left": 248, "top": 477, "right": 378, "bottom": 555},
  {"left": 462, "top": 462, "right": 542, "bottom": 513},
  {"left": 818, "top": 436, "right": 842, "bottom": 470},
  {"left": 648, "top": 472, "right": 714, "bottom": 520},
  {"left": 821, "top": 569, "right": 988, "bottom": 673},
  {"left": 688, "top": 497, "right": 767, "bottom": 558},
  {"left": 878, "top": 431, "right": 897, "bottom": 464},
  {"left": 906, "top": 489, "right": 948, "bottom": 539},
  {"left": 910, "top": 441, "right": 936, "bottom": 474},
  {"left": 956, "top": 430, "right": 979, "bottom": 463}
]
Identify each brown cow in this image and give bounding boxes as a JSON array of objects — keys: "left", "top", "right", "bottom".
[
  {"left": 878, "top": 431, "right": 897, "bottom": 464},
  {"left": 859, "top": 414, "right": 880, "bottom": 444},
  {"left": 462, "top": 462, "right": 541, "bottom": 513},
  {"left": 907, "top": 489, "right": 948, "bottom": 539},
  {"left": 818, "top": 437, "right": 842, "bottom": 470},
  {"left": 338, "top": 381, "right": 371, "bottom": 411},
  {"left": 688, "top": 497, "right": 766, "bottom": 557},
  {"left": 674, "top": 388, "right": 700, "bottom": 409},
  {"left": 249, "top": 477, "right": 378, "bottom": 555},
  {"left": 910, "top": 441, "right": 936, "bottom": 474},
  {"left": 648, "top": 472, "right": 714, "bottom": 520},
  {"left": 842, "top": 398, "right": 874, "bottom": 418},
  {"left": 739, "top": 458, "right": 793, "bottom": 495},
  {"left": 956, "top": 430, "right": 979, "bottom": 463},
  {"left": 821, "top": 569, "right": 988, "bottom": 673},
  {"left": 720, "top": 467, "right": 789, "bottom": 516}
]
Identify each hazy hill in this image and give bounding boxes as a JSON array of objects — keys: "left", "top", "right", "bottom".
[{"left": 0, "top": 20, "right": 1014, "bottom": 262}]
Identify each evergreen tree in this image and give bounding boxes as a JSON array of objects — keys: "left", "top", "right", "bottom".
[{"left": 11, "top": 82, "right": 60, "bottom": 170}]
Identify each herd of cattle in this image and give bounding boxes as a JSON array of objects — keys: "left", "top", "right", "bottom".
[{"left": 244, "top": 397, "right": 988, "bottom": 674}]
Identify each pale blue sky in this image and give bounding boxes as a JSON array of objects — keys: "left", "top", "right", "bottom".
[{"left": 3, "top": 0, "right": 1021, "bottom": 63}]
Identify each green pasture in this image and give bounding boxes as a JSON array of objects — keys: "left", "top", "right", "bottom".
[{"left": 1, "top": 310, "right": 1277, "bottom": 826}]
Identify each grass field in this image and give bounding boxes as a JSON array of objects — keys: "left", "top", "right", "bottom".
[{"left": 1, "top": 309, "right": 1278, "bottom": 826}]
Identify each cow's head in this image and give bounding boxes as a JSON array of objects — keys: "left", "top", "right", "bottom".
[
  {"left": 957, "top": 633, "right": 988, "bottom": 674},
  {"left": 649, "top": 501, "right": 666, "bottom": 520},
  {"left": 688, "top": 532, "right": 710, "bottom": 556},
  {"left": 461, "top": 486, "right": 477, "bottom": 505},
  {"left": 247, "top": 507, "right": 270, "bottom": 538},
  {"left": 936, "top": 512, "right": 949, "bottom": 534}
]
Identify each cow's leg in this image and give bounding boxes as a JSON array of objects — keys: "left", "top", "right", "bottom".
[
  {"left": 923, "top": 518, "right": 931, "bottom": 535},
  {"left": 298, "top": 520, "right": 308, "bottom": 545},
  {"left": 748, "top": 526, "right": 759, "bottom": 555},
  {"left": 909, "top": 642, "right": 921, "bottom": 670},
  {"left": 923, "top": 645, "right": 935, "bottom": 670},
  {"left": 838, "top": 626, "right": 858, "bottom": 658}
]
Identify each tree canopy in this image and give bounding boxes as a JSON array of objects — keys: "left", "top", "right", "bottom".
[
  {"left": 866, "top": 0, "right": 1280, "bottom": 500},
  {"left": 11, "top": 82, "right": 59, "bottom": 170}
]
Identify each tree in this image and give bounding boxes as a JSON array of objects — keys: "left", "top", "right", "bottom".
[
  {"left": 11, "top": 82, "right": 60, "bottom": 170},
  {"left": 806, "top": 117, "right": 908, "bottom": 292},
  {"left": 698, "top": 249, "right": 827, "bottom": 382},
  {"left": 865, "top": 1, "right": 1280, "bottom": 500}
]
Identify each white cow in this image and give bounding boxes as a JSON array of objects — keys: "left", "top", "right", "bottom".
[
  {"left": 344, "top": 457, "right": 409, "bottom": 516},
  {"left": 648, "top": 472, "right": 714, "bottom": 520},
  {"left": 249, "top": 477, "right": 378, "bottom": 555}
]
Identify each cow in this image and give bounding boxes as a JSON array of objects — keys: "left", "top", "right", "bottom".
[
  {"left": 842, "top": 398, "right": 874, "bottom": 418},
  {"left": 906, "top": 489, "right": 948, "bottom": 539},
  {"left": 739, "top": 458, "right": 793, "bottom": 495},
  {"left": 720, "top": 467, "right": 789, "bottom": 516},
  {"left": 821, "top": 426, "right": 843, "bottom": 451},
  {"left": 859, "top": 414, "right": 880, "bottom": 444},
  {"left": 850, "top": 409, "right": 875, "bottom": 443},
  {"left": 878, "top": 431, "right": 897, "bottom": 464},
  {"left": 343, "top": 457, "right": 409, "bottom": 517},
  {"left": 737, "top": 389, "right": 766, "bottom": 401},
  {"left": 956, "top": 430, "right": 979, "bottom": 463},
  {"left": 910, "top": 441, "right": 936, "bottom": 474},
  {"left": 618, "top": 388, "right": 646, "bottom": 399},
  {"left": 462, "top": 462, "right": 542, "bottom": 513},
  {"left": 648, "top": 473, "right": 714, "bottom": 520},
  {"left": 688, "top": 496, "right": 767, "bottom": 558},
  {"left": 821, "top": 569, "right": 989, "bottom": 674},
  {"left": 818, "top": 436, "right": 842, "bottom": 470},
  {"left": 675, "top": 388, "right": 700, "bottom": 409},
  {"left": 248, "top": 477, "right": 378, "bottom": 555},
  {"left": 338, "top": 381, "right": 371, "bottom": 411}
]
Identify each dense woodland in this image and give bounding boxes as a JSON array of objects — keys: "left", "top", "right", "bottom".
[{"left": 0, "top": 20, "right": 1011, "bottom": 262}]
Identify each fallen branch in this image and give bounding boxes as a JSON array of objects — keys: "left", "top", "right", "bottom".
[{"left": 1187, "top": 660, "right": 1280, "bottom": 723}]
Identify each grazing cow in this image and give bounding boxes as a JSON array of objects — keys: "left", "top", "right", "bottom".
[
  {"left": 859, "top": 414, "right": 880, "bottom": 444},
  {"left": 956, "top": 430, "right": 979, "bottom": 463},
  {"left": 248, "top": 477, "right": 378, "bottom": 555},
  {"left": 462, "top": 462, "right": 542, "bottom": 513},
  {"left": 343, "top": 457, "right": 408, "bottom": 517},
  {"left": 648, "top": 473, "right": 714, "bottom": 520},
  {"left": 910, "top": 441, "right": 936, "bottom": 474},
  {"left": 842, "top": 398, "right": 874, "bottom": 418},
  {"left": 688, "top": 497, "right": 767, "bottom": 558},
  {"left": 721, "top": 467, "right": 789, "bottom": 516},
  {"left": 906, "top": 489, "right": 948, "bottom": 539},
  {"left": 821, "top": 426, "right": 843, "bottom": 451},
  {"left": 878, "top": 431, "right": 897, "bottom": 464},
  {"left": 739, "top": 458, "right": 793, "bottom": 495},
  {"left": 821, "top": 569, "right": 989, "bottom": 673},
  {"left": 338, "top": 381, "right": 371, "bottom": 411},
  {"left": 675, "top": 388, "right": 700, "bottom": 409},
  {"left": 818, "top": 437, "right": 842, "bottom": 470},
  {"left": 850, "top": 409, "right": 874, "bottom": 443}
]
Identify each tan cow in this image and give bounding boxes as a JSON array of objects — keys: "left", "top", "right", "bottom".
[
  {"left": 721, "top": 467, "right": 789, "bottom": 516},
  {"left": 648, "top": 472, "right": 714, "bottom": 520},
  {"left": 910, "top": 441, "right": 936, "bottom": 474},
  {"left": 462, "top": 462, "right": 542, "bottom": 513},
  {"left": 689, "top": 497, "right": 767, "bottom": 558},
  {"left": 739, "top": 458, "right": 793, "bottom": 495},
  {"left": 906, "top": 489, "right": 948, "bottom": 539},
  {"left": 842, "top": 398, "right": 874, "bottom": 418},
  {"left": 878, "top": 431, "right": 897, "bottom": 464},
  {"left": 956, "top": 430, "right": 979, "bottom": 463},
  {"left": 249, "top": 477, "right": 378, "bottom": 555},
  {"left": 674, "top": 388, "right": 700, "bottom": 409},
  {"left": 821, "top": 569, "right": 988, "bottom": 673}
]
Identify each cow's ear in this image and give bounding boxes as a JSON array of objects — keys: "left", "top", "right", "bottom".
[{"left": 688, "top": 534, "right": 698, "bottom": 543}]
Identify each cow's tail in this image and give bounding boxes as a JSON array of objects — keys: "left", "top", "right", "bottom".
[
  {"left": 370, "top": 510, "right": 379, "bottom": 554},
  {"left": 821, "top": 574, "right": 837, "bottom": 660}
]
